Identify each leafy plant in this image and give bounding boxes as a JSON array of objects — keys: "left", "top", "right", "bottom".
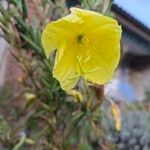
[{"left": 0, "top": 0, "right": 115, "bottom": 149}]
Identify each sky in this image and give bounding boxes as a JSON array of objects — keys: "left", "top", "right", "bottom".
[{"left": 113, "top": 0, "right": 150, "bottom": 29}]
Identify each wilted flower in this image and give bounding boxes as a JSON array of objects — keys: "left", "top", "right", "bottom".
[
  {"left": 42, "top": 7, "right": 121, "bottom": 91},
  {"left": 67, "top": 90, "right": 83, "bottom": 103},
  {"left": 111, "top": 102, "right": 121, "bottom": 131},
  {"left": 24, "top": 92, "right": 36, "bottom": 102}
]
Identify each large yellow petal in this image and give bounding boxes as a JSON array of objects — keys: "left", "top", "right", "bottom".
[
  {"left": 70, "top": 7, "right": 117, "bottom": 31},
  {"left": 41, "top": 23, "right": 62, "bottom": 57},
  {"left": 53, "top": 42, "right": 79, "bottom": 91},
  {"left": 41, "top": 13, "right": 81, "bottom": 58},
  {"left": 79, "top": 24, "right": 121, "bottom": 85}
]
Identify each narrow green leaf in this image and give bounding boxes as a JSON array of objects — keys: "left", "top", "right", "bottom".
[
  {"left": 15, "top": 17, "right": 29, "bottom": 31},
  {"left": 20, "top": 33, "right": 42, "bottom": 53},
  {"left": 21, "top": 0, "right": 28, "bottom": 19},
  {"left": 0, "top": 3, "right": 10, "bottom": 21}
]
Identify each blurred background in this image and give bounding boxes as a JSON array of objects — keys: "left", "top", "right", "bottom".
[
  {"left": 107, "top": 0, "right": 150, "bottom": 102},
  {"left": 0, "top": 0, "right": 150, "bottom": 150}
]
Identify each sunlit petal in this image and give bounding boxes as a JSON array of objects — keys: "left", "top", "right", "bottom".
[{"left": 53, "top": 42, "right": 79, "bottom": 91}]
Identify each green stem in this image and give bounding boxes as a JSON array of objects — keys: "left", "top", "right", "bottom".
[{"left": 12, "top": 133, "right": 26, "bottom": 150}]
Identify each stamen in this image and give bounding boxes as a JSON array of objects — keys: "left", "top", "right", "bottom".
[{"left": 77, "top": 34, "right": 83, "bottom": 43}]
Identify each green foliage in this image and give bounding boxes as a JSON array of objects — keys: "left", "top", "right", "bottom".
[{"left": 0, "top": 0, "right": 115, "bottom": 149}]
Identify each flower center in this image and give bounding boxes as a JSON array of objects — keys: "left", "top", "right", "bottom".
[{"left": 77, "top": 34, "right": 83, "bottom": 44}]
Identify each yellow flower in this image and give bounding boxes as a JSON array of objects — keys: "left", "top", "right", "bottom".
[{"left": 42, "top": 7, "right": 122, "bottom": 91}]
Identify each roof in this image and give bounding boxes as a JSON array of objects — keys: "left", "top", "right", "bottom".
[{"left": 113, "top": 0, "right": 150, "bottom": 29}]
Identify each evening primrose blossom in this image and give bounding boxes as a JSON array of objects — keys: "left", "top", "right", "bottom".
[{"left": 42, "top": 7, "right": 122, "bottom": 91}]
